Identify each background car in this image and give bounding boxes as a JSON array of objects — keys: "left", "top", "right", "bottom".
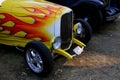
[{"left": 48, "top": 0, "right": 120, "bottom": 29}]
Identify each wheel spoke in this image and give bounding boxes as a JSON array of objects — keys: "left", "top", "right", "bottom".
[
  {"left": 37, "top": 63, "right": 41, "bottom": 68},
  {"left": 39, "top": 60, "right": 43, "bottom": 64},
  {"left": 31, "top": 51, "right": 36, "bottom": 57},
  {"left": 30, "top": 58, "right": 34, "bottom": 63}
]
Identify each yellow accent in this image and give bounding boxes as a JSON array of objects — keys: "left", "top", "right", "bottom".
[
  {"left": 14, "top": 31, "right": 27, "bottom": 37},
  {"left": 44, "top": 42, "right": 51, "bottom": 49},
  {"left": 0, "top": 30, "right": 11, "bottom": 34},
  {"left": 0, "top": 34, "right": 33, "bottom": 47},
  {"left": 26, "top": 7, "right": 50, "bottom": 14},
  {"left": 32, "top": 37, "right": 41, "bottom": 41},
  {"left": 31, "top": 13, "right": 45, "bottom": 18},
  {"left": 2, "top": 21, "right": 15, "bottom": 27},
  {"left": 0, "top": 39, "right": 27, "bottom": 47},
  {"left": 27, "top": 8, "right": 35, "bottom": 12},
  {"left": 40, "top": 9, "right": 50, "bottom": 14},
  {"left": 0, "top": 15, "right": 5, "bottom": 19},
  {"left": 0, "top": 34, "right": 51, "bottom": 48},
  {"left": 15, "top": 16, "right": 35, "bottom": 24},
  {"left": 53, "top": 48, "right": 73, "bottom": 59},
  {"left": 72, "top": 37, "right": 86, "bottom": 47},
  {"left": 73, "top": 23, "right": 79, "bottom": 33},
  {"left": 0, "top": 27, "right": 3, "bottom": 30}
]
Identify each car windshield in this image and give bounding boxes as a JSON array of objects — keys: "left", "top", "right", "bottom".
[{"left": 0, "top": 0, "right": 5, "bottom": 6}]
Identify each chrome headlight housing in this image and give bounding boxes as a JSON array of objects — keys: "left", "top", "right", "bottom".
[
  {"left": 74, "top": 22, "right": 83, "bottom": 34},
  {"left": 52, "top": 37, "right": 61, "bottom": 50}
]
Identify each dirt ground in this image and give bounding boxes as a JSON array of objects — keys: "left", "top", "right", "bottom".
[{"left": 0, "top": 17, "right": 120, "bottom": 80}]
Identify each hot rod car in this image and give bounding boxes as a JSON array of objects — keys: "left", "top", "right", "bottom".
[
  {"left": 0, "top": 0, "right": 90, "bottom": 76},
  {"left": 48, "top": 0, "right": 120, "bottom": 29}
]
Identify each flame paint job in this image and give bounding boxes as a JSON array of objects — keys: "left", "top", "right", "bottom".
[{"left": 0, "top": 0, "right": 71, "bottom": 47}]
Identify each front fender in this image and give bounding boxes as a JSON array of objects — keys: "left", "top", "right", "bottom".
[{"left": 71, "top": 0, "right": 104, "bottom": 9}]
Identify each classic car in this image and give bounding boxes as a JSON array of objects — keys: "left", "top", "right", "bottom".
[{"left": 0, "top": 0, "right": 88, "bottom": 76}]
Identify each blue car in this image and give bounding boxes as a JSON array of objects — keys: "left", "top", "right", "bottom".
[{"left": 48, "top": 0, "right": 120, "bottom": 29}]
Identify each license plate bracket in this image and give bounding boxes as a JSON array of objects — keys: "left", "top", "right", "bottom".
[{"left": 73, "top": 46, "right": 83, "bottom": 55}]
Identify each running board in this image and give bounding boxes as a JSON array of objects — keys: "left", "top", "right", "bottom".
[{"left": 106, "top": 12, "right": 120, "bottom": 21}]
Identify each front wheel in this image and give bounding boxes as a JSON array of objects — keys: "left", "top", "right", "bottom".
[
  {"left": 74, "top": 19, "right": 92, "bottom": 44},
  {"left": 25, "top": 41, "right": 53, "bottom": 77}
]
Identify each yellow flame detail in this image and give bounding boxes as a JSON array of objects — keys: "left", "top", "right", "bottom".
[
  {"left": 0, "top": 27, "right": 3, "bottom": 30},
  {"left": 2, "top": 21, "right": 15, "bottom": 27},
  {"left": 0, "top": 30, "right": 11, "bottom": 34},
  {"left": 32, "top": 37, "right": 41, "bottom": 41},
  {"left": 0, "top": 15, "right": 5, "bottom": 19},
  {"left": 14, "top": 31, "right": 27, "bottom": 37},
  {"left": 31, "top": 13, "right": 45, "bottom": 18},
  {"left": 15, "top": 16, "right": 35, "bottom": 24}
]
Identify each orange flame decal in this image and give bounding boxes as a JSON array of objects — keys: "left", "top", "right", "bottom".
[{"left": 0, "top": 2, "right": 64, "bottom": 42}]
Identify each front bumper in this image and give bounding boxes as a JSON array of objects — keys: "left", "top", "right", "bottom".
[{"left": 53, "top": 37, "right": 86, "bottom": 59}]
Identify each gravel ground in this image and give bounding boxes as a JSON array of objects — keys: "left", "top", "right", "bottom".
[{"left": 0, "top": 17, "right": 120, "bottom": 80}]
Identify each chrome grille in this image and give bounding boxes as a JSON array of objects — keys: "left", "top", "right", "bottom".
[{"left": 61, "top": 11, "right": 73, "bottom": 49}]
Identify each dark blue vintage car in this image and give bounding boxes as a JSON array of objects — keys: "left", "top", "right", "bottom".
[{"left": 48, "top": 0, "right": 120, "bottom": 29}]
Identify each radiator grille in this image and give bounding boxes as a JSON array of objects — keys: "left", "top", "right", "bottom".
[{"left": 61, "top": 11, "right": 73, "bottom": 49}]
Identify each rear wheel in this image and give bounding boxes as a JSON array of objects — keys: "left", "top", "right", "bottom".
[{"left": 25, "top": 41, "right": 53, "bottom": 77}]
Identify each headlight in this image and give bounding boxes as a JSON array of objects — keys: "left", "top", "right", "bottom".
[
  {"left": 52, "top": 37, "right": 61, "bottom": 50},
  {"left": 74, "top": 23, "right": 83, "bottom": 34}
]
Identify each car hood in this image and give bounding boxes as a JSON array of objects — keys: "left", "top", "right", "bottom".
[
  {"left": 2, "top": 0, "right": 70, "bottom": 15},
  {"left": 0, "top": 0, "right": 71, "bottom": 42}
]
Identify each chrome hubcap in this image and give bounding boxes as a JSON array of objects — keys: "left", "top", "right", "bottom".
[
  {"left": 26, "top": 48, "right": 43, "bottom": 73},
  {"left": 80, "top": 27, "right": 86, "bottom": 38}
]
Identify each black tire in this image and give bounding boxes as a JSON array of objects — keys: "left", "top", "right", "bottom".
[
  {"left": 74, "top": 19, "right": 92, "bottom": 44},
  {"left": 25, "top": 41, "right": 53, "bottom": 77},
  {"left": 74, "top": 5, "right": 103, "bottom": 30}
]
